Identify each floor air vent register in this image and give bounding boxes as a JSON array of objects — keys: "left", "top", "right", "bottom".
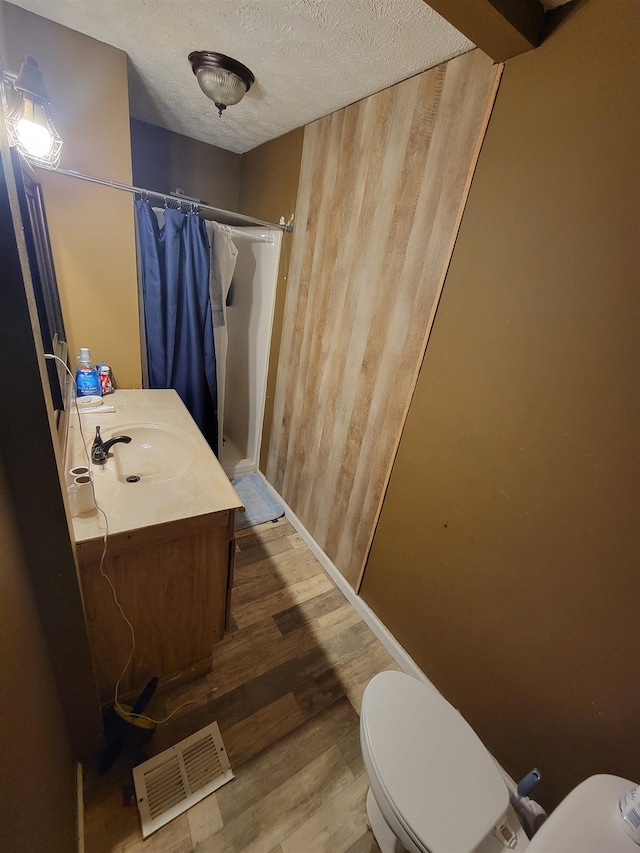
[{"left": 133, "top": 722, "right": 234, "bottom": 838}]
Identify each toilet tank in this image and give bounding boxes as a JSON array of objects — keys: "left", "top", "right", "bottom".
[{"left": 527, "top": 775, "right": 639, "bottom": 853}]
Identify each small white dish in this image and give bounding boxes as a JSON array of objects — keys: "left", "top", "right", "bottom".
[{"left": 76, "top": 395, "right": 103, "bottom": 407}]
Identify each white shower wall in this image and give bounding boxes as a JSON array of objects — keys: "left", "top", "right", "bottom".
[{"left": 220, "top": 227, "right": 282, "bottom": 478}]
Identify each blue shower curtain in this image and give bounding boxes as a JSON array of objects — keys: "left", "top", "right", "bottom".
[{"left": 135, "top": 200, "right": 218, "bottom": 453}]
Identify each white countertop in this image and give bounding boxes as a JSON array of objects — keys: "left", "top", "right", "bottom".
[{"left": 66, "top": 389, "right": 242, "bottom": 543}]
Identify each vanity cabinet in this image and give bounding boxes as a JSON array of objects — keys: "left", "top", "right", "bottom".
[
  {"left": 67, "top": 389, "right": 242, "bottom": 706},
  {"left": 78, "top": 509, "right": 236, "bottom": 705}
]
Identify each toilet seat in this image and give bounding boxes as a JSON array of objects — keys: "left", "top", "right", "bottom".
[{"left": 360, "top": 671, "right": 510, "bottom": 853}]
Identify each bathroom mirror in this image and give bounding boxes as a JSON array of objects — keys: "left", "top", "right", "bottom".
[{"left": 10, "top": 147, "right": 69, "bottom": 420}]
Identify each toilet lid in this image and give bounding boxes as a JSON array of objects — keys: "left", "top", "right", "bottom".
[{"left": 361, "top": 671, "right": 509, "bottom": 853}]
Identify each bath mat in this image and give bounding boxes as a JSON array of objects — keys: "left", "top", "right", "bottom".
[{"left": 232, "top": 472, "right": 285, "bottom": 530}]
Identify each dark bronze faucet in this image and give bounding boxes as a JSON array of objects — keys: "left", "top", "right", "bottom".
[{"left": 91, "top": 425, "right": 132, "bottom": 464}]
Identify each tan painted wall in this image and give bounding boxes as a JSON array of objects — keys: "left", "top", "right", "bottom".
[
  {"left": 361, "top": 0, "right": 640, "bottom": 810},
  {"left": 130, "top": 117, "right": 241, "bottom": 209},
  {"left": 267, "top": 51, "right": 500, "bottom": 587},
  {"left": 4, "top": 4, "right": 141, "bottom": 387},
  {"left": 237, "top": 128, "right": 304, "bottom": 472},
  {"left": 0, "top": 457, "right": 77, "bottom": 853}
]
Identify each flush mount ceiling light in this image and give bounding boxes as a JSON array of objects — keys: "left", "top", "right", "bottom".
[
  {"left": 3, "top": 55, "right": 63, "bottom": 168},
  {"left": 188, "top": 51, "right": 254, "bottom": 118}
]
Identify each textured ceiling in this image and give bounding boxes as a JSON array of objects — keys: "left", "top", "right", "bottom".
[{"left": 7, "top": 0, "right": 474, "bottom": 154}]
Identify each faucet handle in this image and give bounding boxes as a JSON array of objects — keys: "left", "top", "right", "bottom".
[{"left": 91, "top": 425, "right": 107, "bottom": 464}]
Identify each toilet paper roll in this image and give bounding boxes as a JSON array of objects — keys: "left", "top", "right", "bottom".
[
  {"left": 68, "top": 465, "right": 91, "bottom": 484},
  {"left": 67, "top": 475, "right": 96, "bottom": 516}
]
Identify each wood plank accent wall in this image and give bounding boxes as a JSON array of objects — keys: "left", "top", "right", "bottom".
[{"left": 267, "top": 49, "right": 502, "bottom": 588}]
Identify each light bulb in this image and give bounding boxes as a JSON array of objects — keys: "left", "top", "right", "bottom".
[{"left": 16, "top": 117, "right": 54, "bottom": 158}]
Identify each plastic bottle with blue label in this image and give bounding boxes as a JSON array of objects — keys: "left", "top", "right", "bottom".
[{"left": 75, "top": 347, "right": 101, "bottom": 397}]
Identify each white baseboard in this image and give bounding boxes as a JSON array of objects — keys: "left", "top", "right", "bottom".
[
  {"left": 76, "top": 762, "right": 84, "bottom": 853},
  {"left": 256, "top": 471, "right": 520, "bottom": 794},
  {"left": 256, "top": 472, "right": 431, "bottom": 685}
]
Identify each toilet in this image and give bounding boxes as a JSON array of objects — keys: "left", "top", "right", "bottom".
[{"left": 360, "top": 671, "right": 638, "bottom": 853}]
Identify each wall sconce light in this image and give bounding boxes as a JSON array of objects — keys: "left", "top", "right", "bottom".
[
  {"left": 188, "top": 51, "right": 254, "bottom": 117},
  {"left": 3, "top": 55, "right": 63, "bottom": 168}
]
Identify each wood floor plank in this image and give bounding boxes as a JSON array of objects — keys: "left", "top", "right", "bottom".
[
  {"left": 235, "top": 545, "right": 323, "bottom": 587},
  {"left": 209, "top": 615, "right": 283, "bottom": 665},
  {"left": 337, "top": 727, "right": 366, "bottom": 778},
  {"left": 345, "top": 830, "right": 381, "bottom": 853},
  {"left": 232, "top": 549, "right": 322, "bottom": 604},
  {"left": 273, "top": 587, "right": 346, "bottom": 635},
  {"left": 232, "top": 572, "right": 334, "bottom": 629},
  {"left": 286, "top": 532, "right": 306, "bottom": 549},
  {"left": 222, "top": 692, "right": 305, "bottom": 768},
  {"left": 205, "top": 621, "right": 324, "bottom": 699},
  {"left": 195, "top": 745, "right": 354, "bottom": 853},
  {"left": 242, "top": 647, "right": 327, "bottom": 711},
  {"left": 335, "top": 641, "right": 402, "bottom": 714},
  {"left": 280, "top": 771, "right": 371, "bottom": 853},
  {"left": 234, "top": 520, "right": 296, "bottom": 553},
  {"left": 234, "top": 534, "right": 295, "bottom": 569},
  {"left": 235, "top": 517, "right": 296, "bottom": 543},
  {"left": 214, "top": 696, "right": 360, "bottom": 826},
  {"left": 229, "top": 570, "right": 285, "bottom": 605},
  {"left": 240, "top": 619, "right": 377, "bottom": 716},
  {"left": 317, "top": 601, "right": 364, "bottom": 632},
  {"left": 157, "top": 683, "right": 254, "bottom": 752},
  {"left": 208, "top": 600, "right": 382, "bottom": 705},
  {"left": 187, "top": 795, "right": 224, "bottom": 847},
  {"left": 122, "top": 812, "right": 192, "bottom": 853},
  {"left": 294, "top": 665, "right": 349, "bottom": 720}
]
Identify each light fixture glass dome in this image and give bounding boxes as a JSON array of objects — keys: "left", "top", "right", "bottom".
[
  {"left": 188, "top": 52, "right": 254, "bottom": 117},
  {"left": 194, "top": 66, "right": 247, "bottom": 107}
]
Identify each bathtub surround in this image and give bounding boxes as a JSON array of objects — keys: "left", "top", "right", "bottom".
[
  {"left": 267, "top": 48, "right": 501, "bottom": 588},
  {"left": 236, "top": 129, "right": 304, "bottom": 473},
  {"left": 207, "top": 220, "right": 238, "bottom": 457},
  {"left": 220, "top": 227, "right": 283, "bottom": 477}
]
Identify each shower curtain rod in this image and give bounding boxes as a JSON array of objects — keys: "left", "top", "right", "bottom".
[{"left": 36, "top": 164, "right": 294, "bottom": 232}]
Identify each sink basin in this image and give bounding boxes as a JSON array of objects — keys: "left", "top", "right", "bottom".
[{"left": 106, "top": 423, "right": 197, "bottom": 483}]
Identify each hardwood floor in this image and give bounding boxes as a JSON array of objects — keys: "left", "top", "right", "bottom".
[{"left": 83, "top": 517, "right": 400, "bottom": 852}]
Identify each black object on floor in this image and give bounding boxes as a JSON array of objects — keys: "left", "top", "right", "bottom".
[{"left": 98, "top": 677, "right": 159, "bottom": 776}]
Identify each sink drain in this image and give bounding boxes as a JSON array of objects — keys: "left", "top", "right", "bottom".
[{"left": 125, "top": 475, "right": 141, "bottom": 483}]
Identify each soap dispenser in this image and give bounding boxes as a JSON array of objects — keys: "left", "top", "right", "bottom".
[{"left": 75, "top": 347, "right": 101, "bottom": 397}]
